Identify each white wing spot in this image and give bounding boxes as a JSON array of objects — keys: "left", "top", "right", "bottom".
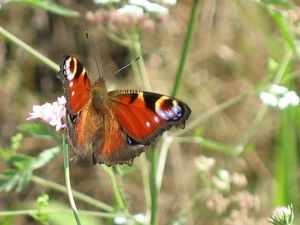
[
  {"left": 71, "top": 91, "right": 75, "bottom": 96},
  {"left": 146, "top": 121, "right": 151, "bottom": 127},
  {"left": 69, "top": 81, "right": 74, "bottom": 87},
  {"left": 154, "top": 116, "right": 160, "bottom": 123}
]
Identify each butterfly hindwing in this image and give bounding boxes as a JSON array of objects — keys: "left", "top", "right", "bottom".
[{"left": 92, "top": 108, "right": 148, "bottom": 166}]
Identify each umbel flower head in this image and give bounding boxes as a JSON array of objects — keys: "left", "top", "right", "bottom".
[
  {"left": 268, "top": 204, "right": 294, "bottom": 225},
  {"left": 87, "top": 0, "right": 177, "bottom": 29},
  {"left": 259, "top": 84, "right": 300, "bottom": 109},
  {"left": 27, "top": 96, "right": 66, "bottom": 131}
]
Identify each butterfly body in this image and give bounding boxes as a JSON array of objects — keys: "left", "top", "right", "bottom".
[{"left": 60, "top": 55, "right": 191, "bottom": 166}]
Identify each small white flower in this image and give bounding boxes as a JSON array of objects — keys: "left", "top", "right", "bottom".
[
  {"left": 269, "top": 205, "right": 294, "bottom": 225},
  {"left": 94, "top": 0, "right": 120, "bottom": 4},
  {"left": 278, "top": 91, "right": 300, "bottom": 109},
  {"left": 259, "top": 84, "right": 300, "bottom": 109},
  {"left": 116, "top": 4, "right": 144, "bottom": 17},
  {"left": 114, "top": 216, "right": 128, "bottom": 224},
  {"left": 270, "top": 84, "right": 288, "bottom": 95},
  {"left": 113, "top": 213, "right": 145, "bottom": 225},
  {"left": 160, "top": 0, "right": 177, "bottom": 5},
  {"left": 27, "top": 96, "right": 66, "bottom": 131},
  {"left": 231, "top": 172, "right": 247, "bottom": 188},
  {"left": 212, "top": 170, "right": 230, "bottom": 192},
  {"left": 129, "top": 0, "right": 169, "bottom": 15},
  {"left": 194, "top": 155, "right": 215, "bottom": 172},
  {"left": 259, "top": 92, "right": 278, "bottom": 107},
  {"left": 134, "top": 213, "right": 146, "bottom": 223}
]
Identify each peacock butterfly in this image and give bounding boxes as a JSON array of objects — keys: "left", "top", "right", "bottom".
[{"left": 59, "top": 55, "right": 191, "bottom": 166}]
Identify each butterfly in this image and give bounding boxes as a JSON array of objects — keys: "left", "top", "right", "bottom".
[{"left": 59, "top": 55, "right": 191, "bottom": 166}]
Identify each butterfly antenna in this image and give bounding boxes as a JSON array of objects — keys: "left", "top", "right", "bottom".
[
  {"left": 115, "top": 56, "right": 141, "bottom": 75},
  {"left": 85, "top": 31, "right": 103, "bottom": 80}
]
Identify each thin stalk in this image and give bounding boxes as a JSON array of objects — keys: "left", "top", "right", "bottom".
[
  {"left": 103, "top": 26, "right": 129, "bottom": 47},
  {"left": 30, "top": 175, "right": 113, "bottom": 212},
  {"left": 155, "top": 3, "right": 200, "bottom": 221},
  {"left": 156, "top": 137, "right": 172, "bottom": 192},
  {"left": 236, "top": 49, "right": 293, "bottom": 153},
  {"left": 62, "top": 133, "right": 82, "bottom": 225},
  {"left": 102, "top": 166, "right": 126, "bottom": 210},
  {"left": 173, "top": 90, "right": 253, "bottom": 137},
  {"left": 129, "top": 31, "right": 159, "bottom": 225},
  {"left": 172, "top": 136, "right": 236, "bottom": 153},
  {"left": 0, "top": 26, "right": 59, "bottom": 72},
  {"left": 138, "top": 155, "right": 152, "bottom": 223},
  {"left": 171, "top": 0, "right": 200, "bottom": 97},
  {"left": 149, "top": 148, "right": 159, "bottom": 225},
  {"left": 131, "top": 32, "right": 151, "bottom": 91},
  {"left": 125, "top": 27, "right": 154, "bottom": 225},
  {"left": 0, "top": 209, "right": 122, "bottom": 218}
]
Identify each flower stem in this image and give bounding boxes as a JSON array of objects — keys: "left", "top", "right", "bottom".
[
  {"left": 30, "top": 175, "right": 113, "bottom": 212},
  {"left": 102, "top": 166, "right": 126, "bottom": 210},
  {"left": 0, "top": 208, "right": 121, "bottom": 218},
  {"left": 0, "top": 26, "right": 59, "bottom": 72},
  {"left": 171, "top": 0, "right": 200, "bottom": 97},
  {"left": 62, "top": 133, "right": 82, "bottom": 225}
]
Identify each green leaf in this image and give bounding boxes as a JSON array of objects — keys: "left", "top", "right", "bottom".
[
  {"left": 31, "top": 147, "right": 60, "bottom": 170},
  {"left": 6, "top": 155, "right": 33, "bottom": 169},
  {"left": 9, "top": 0, "right": 79, "bottom": 17},
  {"left": 18, "top": 122, "right": 56, "bottom": 138},
  {"left": 260, "top": 0, "right": 293, "bottom": 8},
  {"left": 10, "top": 133, "right": 23, "bottom": 152},
  {"left": 33, "top": 193, "right": 50, "bottom": 223},
  {"left": 0, "top": 147, "right": 60, "bottom": 192}
]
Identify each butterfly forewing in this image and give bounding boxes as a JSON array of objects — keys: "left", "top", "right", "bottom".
[{"left": 60, "top": 56, "right": 91, "bottom": 114}]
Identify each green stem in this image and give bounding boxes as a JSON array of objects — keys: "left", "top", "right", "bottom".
[
  {"left": 102, "top": 166, "right": 126, "bottom": 210},
  {"left": 0, "top": 26, "right": 59, "bottom": 72},
  {"left": 0, "top": 209, "right": 122, "bottom": 218},
  {"left": 149, "top": 149, "right": 158, "bottom": 225},
  {"left": 138, "top": 155, "right": 151, "bottom": 222},
  {"left": 236, "top": 49, "right": 293, "bottom": 154},
  {"left": 132, "top": 32, "right": 151, "bottom": 91},
  {"left": 125, "top": 28, "right": 154, "bottom": 224},
  {"left": 62, "top": 133, "right": 82, "bottom": 225},
  {"left": 171, "top": 0, "right": 200, "bottom": 97},
  {"left": 173, "top": 90, "right": 253, "bottom": 137},
  {"left": 30, "top": 175, "right": 113, "bottom": 212}
]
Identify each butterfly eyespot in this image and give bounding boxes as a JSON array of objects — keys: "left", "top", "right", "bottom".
[
  {"left": 69, "top": 114, "right": 78, "bottom": 124},
  {"left": 126, "top": 135, "right": 139, "bottom": 145}
]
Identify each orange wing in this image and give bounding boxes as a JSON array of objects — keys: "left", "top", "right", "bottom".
[
  {"left": 92, "top": 109, "right": 148, "bottom": 166},
  {"left": 60, "top": 56, "right": 91, "bottom": 114}
]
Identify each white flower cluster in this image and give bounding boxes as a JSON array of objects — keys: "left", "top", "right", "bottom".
[
  {"left": 194, "top": 155, "right": 216, "bottom": 172},
  {"left": 269, "top": 205, "right": 294, "bottom": 225},
  {"left": 95, "top": 0, "right": 176, "bottom": 16},
  {"left": 259, "top": 84, "right": 300, "bottom": 109},
  {"left": 114, "top": 213, "right": 145, "bottom": 225},
  {"left": 27, "top": 96, "right": 66, "bottom": 131}
]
